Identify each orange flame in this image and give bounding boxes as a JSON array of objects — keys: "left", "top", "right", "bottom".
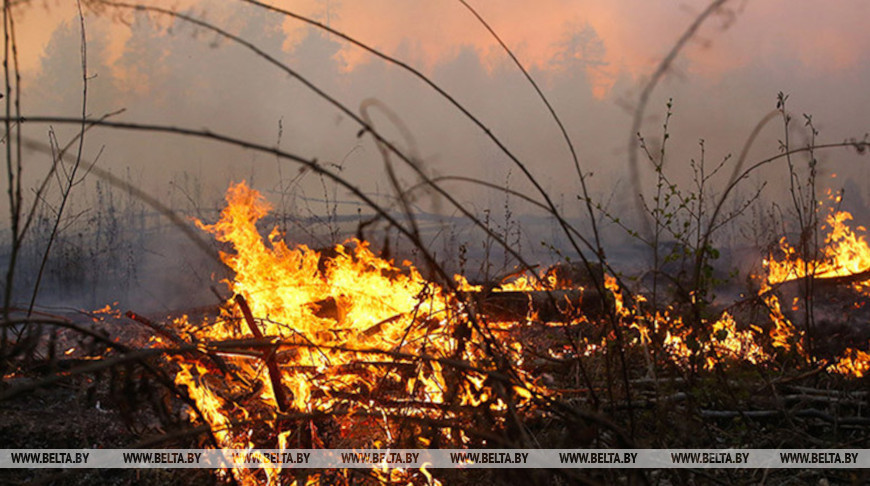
[
  {"left": 764, "top": 210, "right": 870, "bottom": 289},
  {"left": 192, "top": 182, "right": 461, "bottom": 412},
  {"left": 165, "top": 182, "right": 869, "bottom": 484},
  {"left": 760, "top": 206, "right": 870, "bottom": 375},
  {"left": 171, "top": 182, "right": 537, "bottom": 483}
]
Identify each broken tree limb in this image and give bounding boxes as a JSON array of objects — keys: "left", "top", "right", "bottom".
[
  {"left": 309, "top": 288, "right": 608, "bottom": 324},
  {"left": 125, "top": 310, "right": 186, "bottom": 345},
  {"left": 804, "top": 268, "right": 870, "bottom": 288},
  {"left": 235, "top": 294, "right": 290, "bottom": 413},
  {"left": 124, "top": 310, "right": 243, "bottom": 385},
  {"left": 762, "top": 268, "right": 870, "bottom": 298},
  {"left": 461, "top": 288, "right": 607, "bottom": 323},
  {"left": 727, "top": 268, "right": 870, "bottom": 320}
]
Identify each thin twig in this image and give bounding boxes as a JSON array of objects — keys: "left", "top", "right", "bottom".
[
  {"left": 2, "top": 0, "right": 17, "bottom": 320},
  {"left": 456, "top": 0, "right": 604, "bottom": 261},
  {"left": 26, "top": 0, "right": 89, "bottom": 317},
  {"left": 628, "top": 0, "right": 730, "bottom": 237}
]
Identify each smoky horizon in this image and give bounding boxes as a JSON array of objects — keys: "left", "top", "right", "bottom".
[{"left": 2, "top": 0, "right": 869, "bottom": 311}]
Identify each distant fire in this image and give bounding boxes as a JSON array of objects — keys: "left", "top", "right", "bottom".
[
  {"left": 759, "top": 200, "right": 870, "bottom": 376},
  {"left": 764, "top": 205, "right": 870, "bottom": 289},
  {"left": 162, "top": 182, "right": 869, "bottom": 483}
]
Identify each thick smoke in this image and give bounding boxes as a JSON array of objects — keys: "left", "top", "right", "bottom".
[{"left": 4, "top": 0, "right": 869, "bottom": 310}]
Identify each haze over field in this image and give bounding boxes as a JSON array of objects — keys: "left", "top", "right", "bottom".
[
  {"left": 16, "top": 0, "right": 868, "bottom": 205},
  {"left": 3, "top": 0, "right": 870, "bottom": 308}
]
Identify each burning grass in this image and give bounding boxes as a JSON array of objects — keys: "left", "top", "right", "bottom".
[
  {"left": 3, "top": 181, "right": 870, "bottom": 486},
  {"left": 143, "top": 182, "right": 868, "bottom": 484}
]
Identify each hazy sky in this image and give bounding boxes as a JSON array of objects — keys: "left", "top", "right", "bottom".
[
  {"left": 10, "top": 0, "right": 870, "bottom": 243},
  {"left": 18, "top": 1, "right": 870, "bottom": 84}
]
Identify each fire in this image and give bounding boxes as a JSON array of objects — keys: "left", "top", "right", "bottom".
[
  {"left": 191, "top": 182, "right": 450, "bottom": 409},
  {"left": 760, "top": 206, "right": 870, "bottom": 375},
  {"left": 174, "top": 361, "right": 237, "bottom": 447},
  {"left": 629, "top": 310, "right": 771, "bottom": 371},
  {"left": 605, "top": 205, "right": 870, "bottom": 376},
  {"left": 609, "top": 274, "right": 770, "bottom": 370},
  {"left": 764, "top": 209, "right": 870, "bottom": 289},
  {"left": 834, "top": 348, "right": 870, "bottom": 378},
  {"left": 705, "top": 313, "right": 768, "bottom": 367},
  {"left": 170, "top": 182, "right": 536, "bottom": 483},
  {"left": 161, "top": 182, "right": 869, "bottom": 484},
  {"left": 762, "top": 293, "right": 804, "bottom": 354}
]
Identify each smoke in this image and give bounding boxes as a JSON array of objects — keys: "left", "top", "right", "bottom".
[{"left": 5, "top": 0, "right": 870, "bottom": 309}]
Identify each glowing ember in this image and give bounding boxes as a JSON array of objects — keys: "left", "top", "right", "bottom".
[{"left": 833, "top": 348, "right": 870, "bottom": 378}]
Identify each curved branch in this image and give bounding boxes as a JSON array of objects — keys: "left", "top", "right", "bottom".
[
  {"left": 10, "top": 115, "right": 515, "bottom": 365},
  {"left": 92, "top": 0, "right": 544, "bottom": 294},
  {"left": 228, "top": 0, "right": 598, "bottom": 272},
  {"left": 456, "top": 0, "right": 603, "bottom": 259},
  {"left": 628, "top": 0, "right": 729, "bottom": 236}
]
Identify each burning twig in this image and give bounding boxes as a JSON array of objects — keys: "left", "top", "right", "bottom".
[
  {"left": 125, "top": 310, "right": 245, "bottom": 386},
  {"left": 125, "top": 310, "right": 186, "bottom": 345},
  {"left": 234, "top": 294, "right": 290, "bottom": 414}
]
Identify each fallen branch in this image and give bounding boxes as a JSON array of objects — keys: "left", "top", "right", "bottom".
[
  {"left": 802, "top": 268, "right": 870, "bottom": 289},
  {"left": 786, "top": 385, "right": 868, "bottom": 397},
  {"left": 125, "top": 310, "right": 244, "bottom": 385},
  {"left": 781, "top": 394, "right": 867, "bottom": 407},
  {"left": 465, "top": 289, "right": 605, "bottom": 322},
  {"left": 125, "top": 310, "right": 187, "bottom": 345},
  {"left": 309, "top": 289, "right": 606, "bottom": 325},
  {"left": 758, "top": 268, "right": 870, "bottom": 300},
  {"left": 700, "top": 409, "right": 870, "bottom": 425},
  {"left": 234, "top": 294, "right": 290, "bottom": 413}
]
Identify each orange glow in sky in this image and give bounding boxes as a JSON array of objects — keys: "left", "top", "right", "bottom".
[{"left": 15, "top": 0, "right": 870, "bottom": 98}]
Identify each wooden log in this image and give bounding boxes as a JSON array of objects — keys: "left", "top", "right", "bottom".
[
  {"left": 764, "top": 268, "right": 870, "bottom": 297},
  {"left": 811, "top": 268, "right": 870, "bottom": 288},
  {"left": 309, "top": 253, "right": 609, "bottom": 323},
  {"left": 308, "top": 287, "right": 608, "bottom": 324},
  {"left": 462, "top": 288, "right": 607, "bottom": 322},
  {"left": 125, "top": 310, "right": 186, "bottom": 345}
]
